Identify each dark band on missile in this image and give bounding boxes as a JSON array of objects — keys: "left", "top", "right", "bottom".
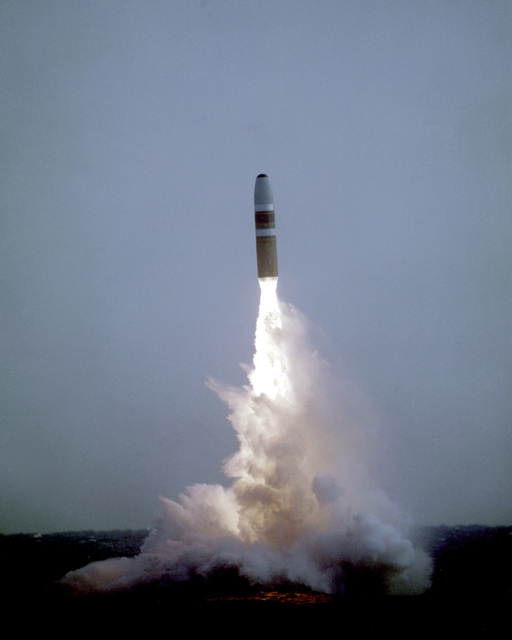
[{"left": 255, "top": 212, "right": 275, "bottom": 226}]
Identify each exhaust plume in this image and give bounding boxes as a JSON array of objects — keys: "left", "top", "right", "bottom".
[{"left": 61, "top": 281, "right": 431, "bottom": 595}]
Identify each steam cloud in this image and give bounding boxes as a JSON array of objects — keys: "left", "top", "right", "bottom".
[{"left": 61, "top": 281, "right": 432, "bottom": 595}]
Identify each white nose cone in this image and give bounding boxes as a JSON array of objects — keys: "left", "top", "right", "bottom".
[{"left": 254, "top": 174, "right": 274, "bottom": 210}]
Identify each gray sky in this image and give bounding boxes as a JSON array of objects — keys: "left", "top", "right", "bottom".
[{"left": 1, "top": 1, "right": 510, "bottom": 534}]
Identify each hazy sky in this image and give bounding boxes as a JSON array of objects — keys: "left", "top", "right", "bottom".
[{"left": 1, "top": 1, "right": 510, "bottom": 534}]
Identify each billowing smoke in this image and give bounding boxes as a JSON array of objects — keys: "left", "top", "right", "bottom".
[{"left": 61, "top": 281, "right": 432, "bottom": 595}]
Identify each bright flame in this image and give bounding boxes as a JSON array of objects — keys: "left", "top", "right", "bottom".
[{"left": 250, "top": 279, "right": 289, "bottom": 399}]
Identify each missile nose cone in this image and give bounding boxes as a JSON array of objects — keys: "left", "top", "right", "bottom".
[{"left": 254, "top": 174, "right": 274, "bottom": 207}]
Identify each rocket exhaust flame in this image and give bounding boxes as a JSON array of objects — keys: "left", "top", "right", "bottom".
[
  {"left": 60, "top": 178, "right": 432, "bottom": 596},
  {"left": 250, "top": 279, "right": 288, "bottom": 399}
]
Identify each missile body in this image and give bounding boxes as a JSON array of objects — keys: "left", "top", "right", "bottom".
[{"left": 254, "top": 174, "right": 278, "bottom": 280}]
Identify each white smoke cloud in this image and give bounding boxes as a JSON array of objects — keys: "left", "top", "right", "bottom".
[{"left": 61, "top": 281, "right": 431, "bottom": 595}]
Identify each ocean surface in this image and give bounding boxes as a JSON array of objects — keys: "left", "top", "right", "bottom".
[{"left": 2, "top": 524, "right": 509, "bottom": 632}]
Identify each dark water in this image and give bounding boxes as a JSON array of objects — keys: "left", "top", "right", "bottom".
[{"left": 1, "top": 525, "right": 509, "bottom": 632}]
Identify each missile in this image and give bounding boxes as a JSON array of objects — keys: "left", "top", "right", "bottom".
[{"left": 254, "top": 174, "right": 278, "bottom": 280}]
